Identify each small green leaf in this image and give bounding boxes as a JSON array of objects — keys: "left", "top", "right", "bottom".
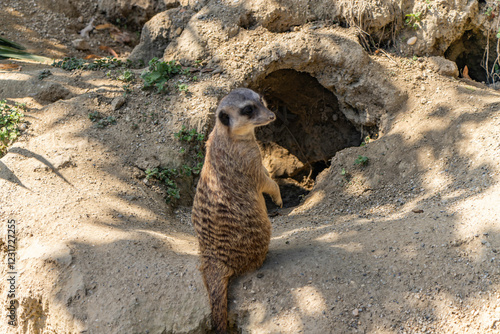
[{"left": 355, "top": 155, "right": 369, "bottom": 166}]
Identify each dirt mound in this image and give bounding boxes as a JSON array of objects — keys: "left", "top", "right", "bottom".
[{"left": 1, "top": 0, "right": 500, "bottom": 333}]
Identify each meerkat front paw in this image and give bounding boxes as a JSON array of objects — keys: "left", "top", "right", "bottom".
[
  {"left": 275, "top": 195, "right": 283, "bottom": 208},
  {"left": 273, "top": 183, "right": 283, "bottom": 208}
]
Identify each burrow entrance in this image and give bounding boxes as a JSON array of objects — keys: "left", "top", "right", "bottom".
[
  {"left": 445, "top": 29, "right": 499, "bottom": 83},
  {"left": 251, "top": 69, "right": 375, "bottom": 208}
]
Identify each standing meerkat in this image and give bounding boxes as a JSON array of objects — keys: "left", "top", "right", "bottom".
[{"left": 191, "top": 88, "right": 282, "bottom": 333}]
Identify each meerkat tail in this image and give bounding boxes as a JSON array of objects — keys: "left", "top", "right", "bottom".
[{"left": 202, "top": 260, "right": 232, "bottom": 334}]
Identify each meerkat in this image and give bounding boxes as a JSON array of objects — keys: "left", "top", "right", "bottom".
[{"left": 191, "top": 88, "right": 282, "bottom": 333}]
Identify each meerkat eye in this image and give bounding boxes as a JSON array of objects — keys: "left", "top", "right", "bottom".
[
  {"left": 240, "top": 105, "right": 255, "bottom": 117},
  {"left": 218, "top": 111, "right": 230, "bottom": 126}
]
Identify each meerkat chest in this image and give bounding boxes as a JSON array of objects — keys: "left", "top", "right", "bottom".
[
  {"left": 223, "top": 145, "right": 261, "bottom": 177},
  {"left": 206, "top": 139, "right": 263, "bottom": 191}
]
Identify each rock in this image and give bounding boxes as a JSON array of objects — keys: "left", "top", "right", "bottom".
[
  {"left": 52, "top": 155, "right": 76, "bottom": 169},
  {"left": 352, "top": 308, "right": 360, "bottom": 317},
  {"left": 261, "top": 8, "right": 304, "bottom": 33},
  {"left": 413, "top": 1, "right": 478, "bottom": 54},
  {"left": 97, "top": 0, "right": 170, "bottom": 28},
  {"left": 227, "top": 25, "right": 239, "bottom": 38},
  {"left": 72, "top": 39, "right": 90, "bottom": 51},
  {"left": 131, "top": 166, "right": 145, "bottom": 179},
  {"left": 111, "top": 96, "right": 126, "bottom": 111},
  {"left": 35, "top": 82, "right": 73, "bottom": 103},
  {"left": 164, "top": 0, "right": 180, "bottom": 9},
  {"left": 428, "top": 56, "right": 459, "bottom": 78},
  {"left": 128, "top": 8, "right": 194, "bottom": 64},
  {"left": 135, "top": 156, "right": 160, "bottom": 171},
  {"left": 163, "top": 17, "right": 208, "bottom": 64},
  {"left": 407, "top": 36, "right": 417, "bottom": 45},
  {"left": 31, "top": 155, "right": 75, "bottom": 172},
  {"left": 261, "top": 142, "right": 304, "bottom": 178}
]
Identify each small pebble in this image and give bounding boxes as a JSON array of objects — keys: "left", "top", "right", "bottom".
[
  {"left": 72, "top": 39, "right": 90, "bottom": 51},
  {"left": 111, "top": 96, "right": 126, "bottom": 111},
  {"left": 407, "top": 36, "right": 417, "bottom": 45}
]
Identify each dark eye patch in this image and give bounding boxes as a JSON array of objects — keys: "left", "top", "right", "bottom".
[
  {"left": 240, "top": 105, "right": 255, "bottom": 117},
  {"left": 218, "top": 111, "right": 230, "bottom": 126}
]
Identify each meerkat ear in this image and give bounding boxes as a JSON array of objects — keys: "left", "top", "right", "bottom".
[{"left": 218, "top": 111, "right": 230, "bottom": 126}]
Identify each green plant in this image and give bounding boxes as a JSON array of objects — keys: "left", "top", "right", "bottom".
[
  {"left": 175, "top": 126, "right": 205, "bottom": 175},
  {"left": 52, "top": 57, "right": 140, "bottom": 71},
  {"left": 145, "top": 167, "right": 181, "bottom": 202},
  {"left": 486, "top": 1, "right": 500, "bottom": 18},
  {"left": 174, "top": 126, "right": 205, "bottom": 143},
  {"left": 52, "top": 57, "right": 86, "bottom": 71},
  {"left": 38, "top": 69, "right": 52, "bottom": 80},
  {"left": 88, "top": 111, "right": 116, "bottom": 128},
  {"left": 354, "top": 155, "right": 369, "bottom": 166},
  {"left": 176, "top": 83, "right": 189, "bottom": 92},
  {"left": 118, "top": 69, "right": 135, "bottom": 82},
  {"left": 88, "top": 111, "right": 100, "bottom": 122},
  {"left": 0, "top": 100, "right": 25, "bottom": 156},
  {"left": 405, "top": 12, "right": 422, "bottom": 29},
  {"left": 98, "top": 116, "right": 116, "bottom": 128},
  {"left": 360, "top": 136, "right": 371, "bottom": 147},
  {"left": 141, "top": 58, "right": 182, "bottom": 93},
  {"left": 122, "top": 84, "right": 132, "bottom": 96},
  {"left": 0, "top": 37, "right": 52, "bottom": 63},
  {"left": 145, "top": 126, "right": 205, "bottom": 203}
]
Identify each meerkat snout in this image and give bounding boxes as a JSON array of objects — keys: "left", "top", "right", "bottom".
[{"left": 262, "top": 109, "right": 276, "bottom": 122}]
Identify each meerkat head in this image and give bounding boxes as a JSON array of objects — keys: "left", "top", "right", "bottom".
[{"left": 216, "top": 88, "right": 276, "bottom": 138}]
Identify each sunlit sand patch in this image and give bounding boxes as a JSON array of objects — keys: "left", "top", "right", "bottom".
[
  {"left": 138, "top": 230, "right": 198, "bottom": 255},
  {"left": 292, "top": 285, "right": 327, "bottom": 316},
  {"left": 290, "top": 190, "right": 324, "bottom": 215}
]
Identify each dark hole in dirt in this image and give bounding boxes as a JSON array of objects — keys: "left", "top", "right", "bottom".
[
  {"left": 445, "top": 29, "right": 498, "bottom": 83},
  {"left": 264, "top": 182, "right": 309, "bottom": 211},
  {"left": 252, "top": 69, "right": 366, "bottom": 208},
  {"left": 238, "top": 12, "right": 257, "bottom": 29}
]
